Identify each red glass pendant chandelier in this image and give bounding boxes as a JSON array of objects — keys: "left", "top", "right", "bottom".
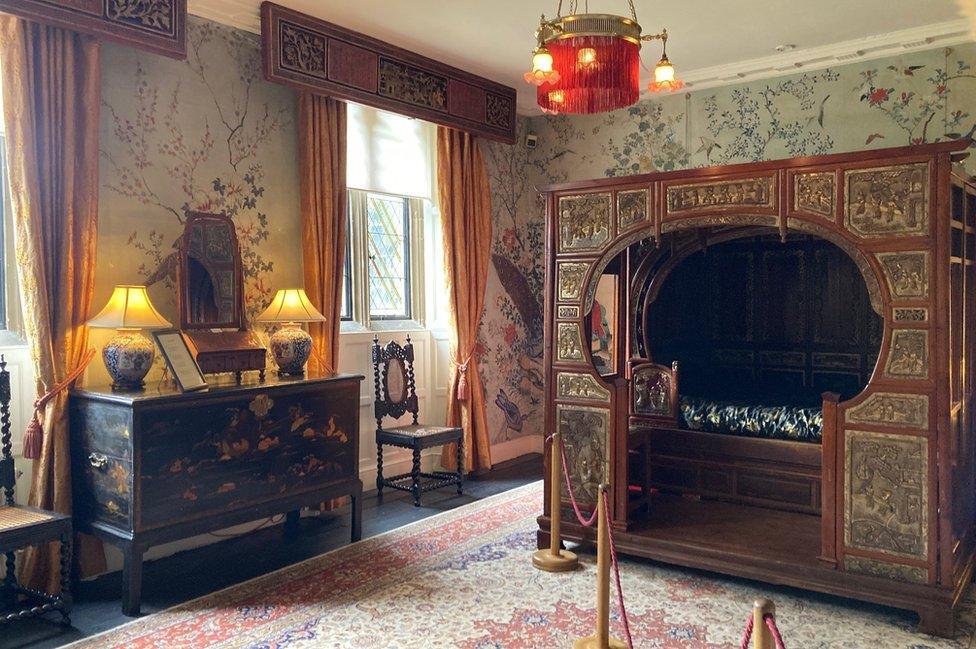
[{"left": 524, "top": 1, "right": 684, "bottom": 114}]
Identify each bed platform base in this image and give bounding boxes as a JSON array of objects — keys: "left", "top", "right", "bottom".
[{"left": 629, "top": 427, "right": 821, "bottom": 515}]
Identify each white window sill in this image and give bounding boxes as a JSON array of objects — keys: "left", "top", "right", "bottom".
[
  {"left": 0, "top": 329, "right": 27, "bottom": 348},
  {"left": 339, "top": 319, "right": 432, "bottom": 335}
]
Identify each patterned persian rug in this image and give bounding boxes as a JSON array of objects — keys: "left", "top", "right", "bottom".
[{"left": 66, "top": 482, "right": 976, "bottom": 648}]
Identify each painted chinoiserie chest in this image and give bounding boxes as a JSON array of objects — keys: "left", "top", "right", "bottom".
[{"left": 69, "top": 372, "right": 364, "bottom": 615}]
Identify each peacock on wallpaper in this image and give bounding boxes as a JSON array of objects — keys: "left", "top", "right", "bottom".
[{"left": 95, "top": 15, "right": 976, "bottom": 452}]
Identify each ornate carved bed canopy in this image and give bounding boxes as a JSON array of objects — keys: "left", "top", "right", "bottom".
[{"left": 539, "top": 138, "right": 976, "bottom": 636}]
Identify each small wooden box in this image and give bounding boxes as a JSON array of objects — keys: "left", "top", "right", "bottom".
[{"left": 183, "top": 330, "right": 266, "bottom": 380}]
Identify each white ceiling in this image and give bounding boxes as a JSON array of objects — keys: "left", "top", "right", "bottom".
[{"left": 188, "top": 0, "right": 972, "bottom": 114}]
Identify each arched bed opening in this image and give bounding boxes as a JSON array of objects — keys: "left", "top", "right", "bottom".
[{"left": 616, "top": 226, "right": 884, "bottom": 552}]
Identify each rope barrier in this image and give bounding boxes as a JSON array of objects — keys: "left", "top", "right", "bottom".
[
  {"left": 554, "top": 434, "right": 598, "bottom": 528},
  {"left": 740, "top": 611, "right": 786, "bottom": 649},
  {"left": 765, "top": 615, "right": 786, "bottom": 649},
  {"left": 549, "top": 431, "right": 789, "bottom": 649},
  {"left": 603, "top": 490, "right": 634, "bottom": 649},
  {"left": 739, "top": 615, "right": 754, "bottom": 649},
  {"left": 550, "top": 432, "right": 631, "bottom": 648}
]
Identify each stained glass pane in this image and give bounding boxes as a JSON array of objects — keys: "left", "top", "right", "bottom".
[{"left": 367, "top": 193, "right": 410, "bottom": 319}]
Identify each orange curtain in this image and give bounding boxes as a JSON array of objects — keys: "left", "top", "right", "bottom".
[
  {"left": 299, "top": 92, "right": 347, "bottom": 375},
  {"left": 0, "top": 16, "right": 105, "bottom": 590},
  {"left": 437, "top": 126, "right": 493, "bottom": 473}
]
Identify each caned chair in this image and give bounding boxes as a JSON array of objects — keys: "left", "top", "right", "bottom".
[
  {"left": 0, "top": 356, "right": 72, "bottom": 625},
  {"left": 372, "top": 336, "right": 463, "bottom": 507}
]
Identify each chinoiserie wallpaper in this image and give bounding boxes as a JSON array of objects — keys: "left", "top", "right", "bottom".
[
  {"left": 91, "top": 14, "right": 976, "bottom": 454},
  {"left": 95, "top": 16, "right": 300, "bottom": 383},
  {"left": 478, "top": 42, "right": 976, "bottom": 448}
]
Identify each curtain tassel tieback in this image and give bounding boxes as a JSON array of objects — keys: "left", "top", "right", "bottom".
[
  {"left": 23, "top": 348, "right": 96, "bottom": 460},
  {"left": 454, "top": 352, "right": 476, "bottom": 402}
]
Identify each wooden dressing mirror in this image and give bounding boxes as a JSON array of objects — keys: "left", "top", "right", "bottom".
[
  {"left": 179, "top": 212, "right": 243, "bottom": 330},
  {"left": 177, "top": 211, "right": 266, "bottom": 381}
]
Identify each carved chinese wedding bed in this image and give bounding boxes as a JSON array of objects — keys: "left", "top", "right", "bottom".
[{"left": 538, "top": 139, "right": 976, "bottom": 636}]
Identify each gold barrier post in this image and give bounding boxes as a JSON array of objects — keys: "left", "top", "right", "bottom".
[
  {"left": 532, "top": 429, "right": 579, "bottom": 572},
  {"left": 574, "top": 484, "right": 626, "bottom": 649},
  {"left": 753, "top": 599, "right": 775, "bottom": 649}
]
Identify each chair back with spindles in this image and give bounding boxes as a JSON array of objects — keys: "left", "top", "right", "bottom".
[{"left": 371, "top": 336, "right": 419, "bottom": 430}]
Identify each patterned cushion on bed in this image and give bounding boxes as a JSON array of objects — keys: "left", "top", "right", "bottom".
[{"left": 678, "top": 397, "right": 823, "bottom": 443}]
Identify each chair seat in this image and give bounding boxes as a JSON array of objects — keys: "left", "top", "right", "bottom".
[
  {"left": 378, "top": 424, "right": 463, "bottom": 448},
  {"left": 0, "top": 504, "right": 71, "bottom": 551}
]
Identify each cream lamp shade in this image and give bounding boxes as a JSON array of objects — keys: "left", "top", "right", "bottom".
[
  {"left": 88, "top": 285, "right": 172, "bottom": 330},
  {"left": 87, "top": 285, "right": 171, "bottom": 390},
  {"left": 256, "top": 289, "right": 326, "bottom": 323}
]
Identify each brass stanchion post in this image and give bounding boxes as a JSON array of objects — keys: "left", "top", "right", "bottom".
[
  {"left": 533, "top": 429, "right": 579, "bottom": 571},
  {"left": 574, "top": 484, "right": 626, "bottom": 649},
  {"left": 753, "top": 599, "right": 775, "bottom": 649}
]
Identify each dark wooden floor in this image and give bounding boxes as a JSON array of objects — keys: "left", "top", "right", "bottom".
[{"left": 1, "top": 454, "right": 542, "bottom": 649}]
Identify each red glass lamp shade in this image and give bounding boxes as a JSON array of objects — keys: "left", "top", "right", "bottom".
[{"left": 537, "top": 35, "right": 641, "bottom": 114}]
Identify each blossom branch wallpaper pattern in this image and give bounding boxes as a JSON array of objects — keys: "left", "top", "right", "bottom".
[{"left": 98, "top": 18, "right": 299, "bottom": 332}]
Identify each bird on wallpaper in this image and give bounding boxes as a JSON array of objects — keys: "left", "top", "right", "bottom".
[
  {"left": 491, "top": 254, "right": 544, "bottom": 357},
  {"left": 495, "top": 389, "right": 530, "bottom": 437},
  {"left": 804, "top": 95, "right": 831, "bottom": 129},
  {"left": 887, "top": 64, "right": 926, "bottom": 76},
  {"left": 517, "top": 355, "right": 545, "bottom": 392},
  {"left": 695, "top": 136, "right": 722, "bottom": 163}
]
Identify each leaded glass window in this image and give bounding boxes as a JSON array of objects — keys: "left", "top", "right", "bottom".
[{"left": 366, "top": 193, "right": 411, "bottom": 319}]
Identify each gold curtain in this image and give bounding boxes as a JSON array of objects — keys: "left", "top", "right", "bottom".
[
  {"left": 437, "top": 126, "right": 493, "bottom": 473},
  {"left": 0, "top": 16, "right": 105, "bottom": 590},
  {"left": 299, "top": 92, "right": 347, "bottom": 375}
]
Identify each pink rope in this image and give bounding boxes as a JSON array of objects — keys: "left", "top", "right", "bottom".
[
  {"left": 739, "top": 613, "right": 786, "bottom": 649},
  {"left": 603, "top": 490, "right": 634, "bottom": 649},
  {"left": 739, "top": 615, "right": 754, "bottom": 649},
  {"left": 548, "top": 433, "right": 632, "bottom": 647},
  {"left": 765, "top": 615, "right": 786, "bottom": 649},
  {"left": 552, "top": 434, "right": 598, "bottom": 527}
]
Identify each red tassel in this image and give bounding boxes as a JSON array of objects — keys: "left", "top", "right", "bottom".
[
  {"left": 22, "top": 412, "right": 42, "bottom": 460},
  {"left": 456, "top": 366, "right": 469, "bottom": 401},
  {"left": 20, "top": 348, "right": 97, "bottom": 461}
]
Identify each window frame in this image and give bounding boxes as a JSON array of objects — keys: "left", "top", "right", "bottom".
[
  {"left": 343, "top": 189, "right": 427, "bottom": 330},
  {"left": 365, "top": 193, "right": 411, "bottom": 322}
]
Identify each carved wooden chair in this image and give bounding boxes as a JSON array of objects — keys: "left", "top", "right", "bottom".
[
  {"left": 0, "top": 356, "right": 72, "bottom": 625},
  {"left": 372, "top": 336, "right": 463, "bottom": 507}
]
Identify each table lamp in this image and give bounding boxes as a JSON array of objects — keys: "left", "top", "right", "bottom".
[
  {"left": 256, "top": 288, "right": 326, "bottom": 375},
  {"left": 88, "top": 285, "right": 172, "bottom": 389}
]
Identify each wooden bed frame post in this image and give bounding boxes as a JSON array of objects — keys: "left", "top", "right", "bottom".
[{"left": 820, "top": 392, "right": 840, "bottom": 567}]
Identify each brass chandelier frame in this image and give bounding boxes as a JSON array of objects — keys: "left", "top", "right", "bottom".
[{"left": 532, "top": 0, "right": 671, "bottom": 50}]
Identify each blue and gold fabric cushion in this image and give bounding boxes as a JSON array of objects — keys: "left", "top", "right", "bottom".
[{"left": 678, "top": 396, "right": 823, "bottom": 443}]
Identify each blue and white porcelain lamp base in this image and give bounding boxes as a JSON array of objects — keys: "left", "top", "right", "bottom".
[
  {"left": 269, "top": 322, "right": 313, "bottom": 376},
  {"left": 102, "top": 328, "right": 155, "bottom": 390}
]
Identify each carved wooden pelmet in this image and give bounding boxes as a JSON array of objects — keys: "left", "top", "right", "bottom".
[
  {"left": 260, "top": 2, "right": 516, "bottom": 143},
  {"left": 0, "top": 0, "right": 186, "bottom": 59}
]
